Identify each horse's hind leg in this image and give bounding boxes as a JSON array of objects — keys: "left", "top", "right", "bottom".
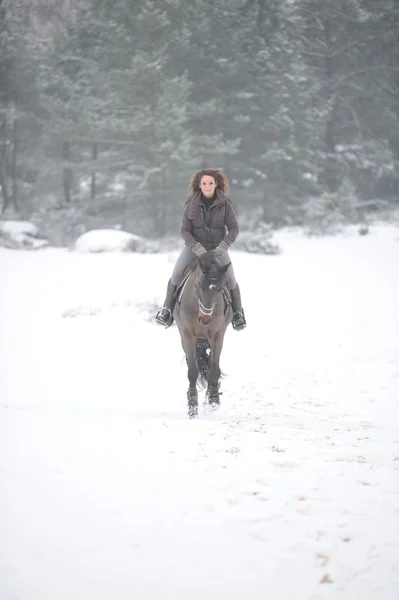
[{"left": 181, "top": 333, "right": 199, "bottom": 418}]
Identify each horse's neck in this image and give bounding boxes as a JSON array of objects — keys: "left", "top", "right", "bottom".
[
  {"left": 194, "top": 264, "right": 202, "bottom": 279},
  {"left": 193, "top": 266, "right": 204, "bottom": 287},
  {"left": 184, "top": 266, "right": 201, "bottom": 299}
]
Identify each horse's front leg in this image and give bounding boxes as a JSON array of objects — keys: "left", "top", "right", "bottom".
[
  {"left": 182, "top": 333, "right": 199, "bottom": 419},
  {"left": 207, "top": 333, "right": 224, "bottom": 409}
]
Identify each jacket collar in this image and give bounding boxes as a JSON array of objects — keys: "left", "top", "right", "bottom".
[{"left": 186, "top": 189, "right": 229, "bottom": 219}]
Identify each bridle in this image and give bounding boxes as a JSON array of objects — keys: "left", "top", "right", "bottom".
[
  {"left": 196, "top": 277, "right": 220, "bottom": 316},
  {"left": 197, "top": 296, "right": 216, "bottom": 316}
]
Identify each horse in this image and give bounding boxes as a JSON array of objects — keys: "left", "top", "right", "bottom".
[{"left": 173, "top": 251, "right": 233, "bottom": 418}]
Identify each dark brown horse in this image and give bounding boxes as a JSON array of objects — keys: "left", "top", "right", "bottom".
[{"left": 173, "top": 251, "right": 233, "bottom": 418}]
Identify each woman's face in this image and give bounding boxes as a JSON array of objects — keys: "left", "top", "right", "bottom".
[{"left": 199, "top": 175, "right": 217, "bottom": 198}]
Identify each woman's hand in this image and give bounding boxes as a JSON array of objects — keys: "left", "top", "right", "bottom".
[
  {"left": 214, "top": 241, "right": 229, "bottom": 257},
  {"left": 193, "top": 243, "right": 207, "bottom": 256}
]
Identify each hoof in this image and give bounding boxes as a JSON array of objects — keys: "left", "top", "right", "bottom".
[
  {"left": 188, "top": 405, "right": 198, "bottom": 419},
  {"left": 208, "top": 397, "right": 220, "bottom": 410}
]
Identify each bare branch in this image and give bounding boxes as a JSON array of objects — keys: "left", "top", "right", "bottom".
[
  {"left": 48, "top": 133, "right": 139, "bottom": 146},
  {"left": 61, "top": 157, "right": 136, "bottom": 172},
  {"left": 328, "top": 36, "right": 375, "bottom": 58},
  {"left": 301, "top": 49, "right": 329, "bottom": 59},
  {"left": 341, "top": 98, "right": 364, "bottom": 140},
  {"left": 293, "top": 32, "right": 329, "bottom": 51}
]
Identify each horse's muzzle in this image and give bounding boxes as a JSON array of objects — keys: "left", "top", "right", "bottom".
[
  {"left": 199, "top": 311, "right": 212, "bottom": 326},
  {"left": 197, "top": 298, "right": 214, "bottom": 326}
]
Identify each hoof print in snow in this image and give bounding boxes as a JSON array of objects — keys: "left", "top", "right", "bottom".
[
  {"left": 61, "top": 306, "right": 102, "bottom": 318},
  {"left": 320, "top": 574, "right": 333, "bottom": 584},
  {"left": 316, "top": 553, "right": 330, "bottom": 567},
  {"left": 271, "top": 445, "right": 285, "bottom": 453}
]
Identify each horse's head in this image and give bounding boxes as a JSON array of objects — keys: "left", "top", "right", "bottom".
[{"left": 197, "top": 253, "right": 230, "bottom": 326}]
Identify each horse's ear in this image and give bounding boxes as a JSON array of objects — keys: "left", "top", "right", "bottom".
[{"left": 220, "top": 262, "right": 231, "bottom": 274}]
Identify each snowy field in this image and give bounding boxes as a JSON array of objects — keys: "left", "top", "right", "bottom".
[{"left": 1, "top": 226, "right": 399, "bottom": 600}]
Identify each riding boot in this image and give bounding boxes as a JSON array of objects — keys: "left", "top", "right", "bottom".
[
  {"left": 155, "top": 279, "right": 177, "bottom": 327},
  {"left": 230, "top": 284, "right": 247, "bottom": 331}
]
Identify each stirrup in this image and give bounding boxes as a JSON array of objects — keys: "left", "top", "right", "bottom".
[
  {"left": 155, "top": 307, "right": 173, "bottom": 328},
  {"left": 232, "top": 311, "right": 246, "bottom": 331}
]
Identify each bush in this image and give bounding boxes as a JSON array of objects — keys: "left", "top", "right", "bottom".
[
  {"left": 303, "top": 178, "right": 359, "bottom": 235},
  {"left": 234, "top": 222, "right": 281, "bottom": 254}
]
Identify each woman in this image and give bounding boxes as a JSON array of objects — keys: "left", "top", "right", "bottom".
[{"left": 155, "top": 168, "right": 246, "bottom": 331}]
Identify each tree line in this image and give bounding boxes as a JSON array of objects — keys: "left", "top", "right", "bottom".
[{"left": 1, "top": 0, "right": 398, "bottom": 240}]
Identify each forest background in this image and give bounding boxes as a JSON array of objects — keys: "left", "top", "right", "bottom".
[{"left": 1, "top": 0, "right": 398, "bottom": 245}]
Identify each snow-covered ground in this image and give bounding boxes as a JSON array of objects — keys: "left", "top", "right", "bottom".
[{"left": 1, "top": 226, "right": 399, "bottom": 600}]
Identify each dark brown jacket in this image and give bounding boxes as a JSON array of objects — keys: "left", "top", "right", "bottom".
[{"left": 180, "top": 190, "right": 239, "bottom": 251}]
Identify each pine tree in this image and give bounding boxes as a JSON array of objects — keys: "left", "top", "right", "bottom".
[
  {"left": 292, "top": 0, "right": 398, "bottom": 197},
  {"left": 0, "top": 0, "right": 43, "bottom": 214},
  {"left": 39, "top": 0, "right": 196, "bottom": 233}
]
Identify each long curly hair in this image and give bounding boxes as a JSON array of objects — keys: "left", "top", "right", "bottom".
[{"left": 188, "top": 169, "right": 229, "bottom": 195}]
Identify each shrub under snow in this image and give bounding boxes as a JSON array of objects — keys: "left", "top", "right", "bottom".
[
  {"left": 0, "top": 220, "right": 49, "bottom": 250},
  {"left": 73, "top": 229, "right": 159, "bottom": 253},
  {"left": 234, "top": 222, "right": 281, "bottom": 255}
]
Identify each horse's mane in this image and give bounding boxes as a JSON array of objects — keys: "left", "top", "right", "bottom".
[{"left": 198, "top": 252, "right": 224, "bottom": 281}]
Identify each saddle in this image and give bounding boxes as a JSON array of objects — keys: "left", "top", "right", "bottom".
[
  {"left": 174, "top": 262, "right": 196, "bottom": 301},
  {"left": 174, "top": 261, "right": 232, "bottom": 311}
]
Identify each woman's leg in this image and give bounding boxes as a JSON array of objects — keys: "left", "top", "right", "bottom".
[
  {"left": 156, "top": 247, "right": 197, "bottom": 327},
  {"left": 218, "top": 251, "right": 237, "bottom": 289},
  {"left": 218, "top": 252, "right": 246, "bottom": 330},
  {"left": 171, "top": 246, "right": 197, "bottom": 286}
]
